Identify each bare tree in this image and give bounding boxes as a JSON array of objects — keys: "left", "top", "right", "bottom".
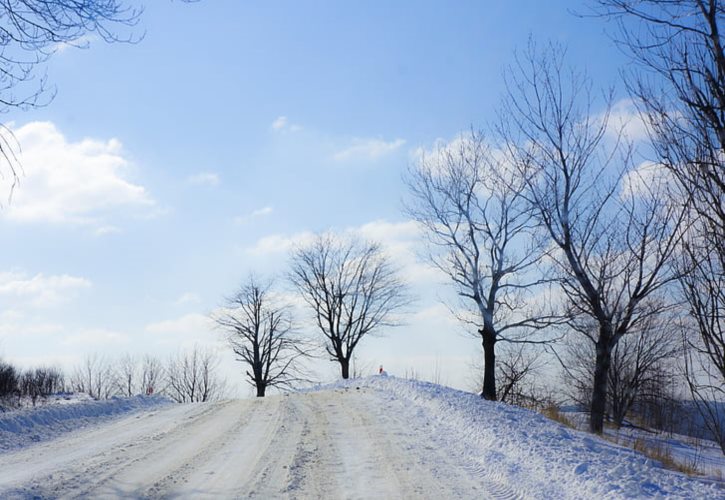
[
  {"left": 215, "top": 277, "right": 310, "bottom": 397},
  {"left": 115, "top": 353, "right": 138, "bottom": 397},
  {"left": 405, "top": 130, "right": 560, "bottom": 400},
  {"left": 140, "top": 354, "right": 163, "bottom": 396},
  {"left": 70, "top": 354, "right": 115, "bottom": 400},
  {"left": 165, "top": 346, "right": 225, "bottom": 403},
  {"left": 502, "top": 42, "right": 684, "bottom": 433},
  {"left": 595, "top": 0, "right": 725, "bottom": 450},
  {"left": 19, "top": 366, "right": 64, "bottom": 406},
  {"left": 560, "top": 310, "right": 680, "bottom": 428},
  {"left": 289, "top": 234, "right": 409, "bottom": 380}
]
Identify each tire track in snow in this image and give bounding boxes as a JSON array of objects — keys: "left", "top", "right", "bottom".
[
  {"left": 2, "top": 387, "right": 532, "bottom": 499},
  {"left": 1, "top": 401, "right": 236, "bottom": 498},
  {"left": 362, "top": 387, "right": 527, "bottom": 500},
  {"left": 157, "top": 396, "right": 282, "bottom": 498},
  {"left": 0, "top": 402, "right": 216, "bottom": 497}
]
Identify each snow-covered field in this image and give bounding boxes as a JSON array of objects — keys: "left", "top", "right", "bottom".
[{"left": 0, "top": 376, "right": 722, "bottom": 498}]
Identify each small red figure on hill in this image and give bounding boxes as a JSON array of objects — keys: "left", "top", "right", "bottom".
[{"left": 379, "top": 365, "right": 384, "bottom": 374}]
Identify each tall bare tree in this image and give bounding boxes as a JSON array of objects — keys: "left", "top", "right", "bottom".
[
  {"left": 405, "top": 130, "right": 558, "bottom": 400},
  {"left": 503, "top": 43, "right": 684, "bottom": 433},
  {"left": 560, "top": 309, "right": 680, "bottom": 428},
  {"left": 289, "top": 234, "right": 409, "bottom": 379},
  {"left": 595, "top": 0, "right": 725, "bottom": 450},
  {"left": 215, "top": 277, "right": 310, "bottom": 397}
]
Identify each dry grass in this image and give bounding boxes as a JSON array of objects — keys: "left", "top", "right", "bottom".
[
  {"left": 542, "top": 405, "right": 576, "bottom": 429},
  {"left": 540, "top": 407, "right": 708, "bottom": 478},
  {"left": 615, "top": 436, "right": 702, "bottom": 477}
]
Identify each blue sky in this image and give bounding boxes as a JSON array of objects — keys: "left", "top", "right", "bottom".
[{"left": 0, "top": 1, "right": 632, "bottom": 393}]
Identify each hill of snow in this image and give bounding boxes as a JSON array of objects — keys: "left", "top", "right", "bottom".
[{"left": 0, "top": 394, "right": 171, "bottom": 452}]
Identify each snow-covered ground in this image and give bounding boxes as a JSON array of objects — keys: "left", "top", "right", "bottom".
[
  {"left": 0, "top": 376, "right": 722, "bottom": 498},
  {"left": 560, "top": 410, "right": 724, "bottom": 480},
  {"left": 0, "top": 394, "right": 171, "bottom": 451}
]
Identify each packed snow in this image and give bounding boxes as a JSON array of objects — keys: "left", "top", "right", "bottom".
[
  {"left": 0, "top": 376, "right": 721, "bottom": 498},
  {"left": 0, "top": 394, "right": 171, "bottom": 452}
]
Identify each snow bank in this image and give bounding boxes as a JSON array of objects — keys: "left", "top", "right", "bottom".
[
  {"left": 0, "top": 395, "right": 172, "bottom": 452},
  {"left": 316, "top": 376, "right": 723, "bottom": 499}
]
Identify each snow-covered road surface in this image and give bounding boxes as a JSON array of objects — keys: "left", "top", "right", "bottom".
[
  {"left": 0, "top": 377, "right": 721, "bottom": 499},
  {"left": 0, "top": 387, "right": 493, "bottom": 499}
]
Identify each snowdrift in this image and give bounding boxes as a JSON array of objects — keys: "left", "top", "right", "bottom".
[
  {"left": 0, "top": 395, "right": 171, "bottom": 452},
  {"left": 323, "top": 376, "right": 723, "bottom": 499}
]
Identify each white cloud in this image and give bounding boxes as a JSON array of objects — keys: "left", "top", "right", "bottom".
[
  {"left": 604, "top": 99, "right": 649, "bottom": 143},
  {"left": 246, "top": 230, "right": 317, "bottom": 256},
  {"left": 186, "top": 171, "right": 220, "bottom": 187},
  {"left": 145, "top": 313, "right": 214, "bottom": 336},
  {"left": 94, "top": 225, "right": 122, "bottom": 236},
  {"left": 0, "top": 271, "right": 91, "bottom": 307},
  {"left": 233, "top": 206, "right": 274, "bottom": 224},
  {"left": 62, "top": 328, "right": 129, "bottom": 346},
  {"left": 333, "top": 137, "right": 406, "bottom": 162},
  {"left": 175, "top": 292, "right": 201, "bottom": 306},
  {"left": 53, "top": 34, "right": 97, "bottom": 53},
  {"left": 5, "top": 121, "right": 154, "bottom": 226},
  {"left": 246, "top": 219, "right": 443, "bottom": 286},
  {"left": 0, "top": 320, "right": 64, "bottom": 340},
  {"left": 271, "top": 116, "right": 302, "bottom": 133},
  {"left": 620, "top": 161, "right": 674, "bottom": 200}
]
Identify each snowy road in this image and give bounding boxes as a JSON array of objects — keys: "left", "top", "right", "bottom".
[
  {"left": 1, "top": 378, "right": 720, "bottom": 499},
  {"left": 0, "top": 387, "right": 495, "bottom": 499}
]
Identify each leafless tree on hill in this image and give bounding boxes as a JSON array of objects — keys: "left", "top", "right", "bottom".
[
  {"left": 289, "top": 234, "right": 409, "bottom": 380},
  {"left": 405, "top": 130, "right": 562, "bottom": 401},
  {"left": 140, "top": 354, "right": 163, "bottom": 395},
  {"left": 560, "top": 309, "right": 681, "bottom": 428},
  {"left": 215, "top": 277, "right": 311, "bottom": 397},
  {"left": 115, "top": 353, "right": 139, "bottom": 397},
  {"left": 595, "top": 0, "right": 725, "bottom": 451},
  {"left": 502, "top": 42, "right": 685, "bottom": 433}
]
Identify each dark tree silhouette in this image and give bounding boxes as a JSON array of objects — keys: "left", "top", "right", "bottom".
[
  {"left": 405, "top": 130, "right": 560, "bottom": 401},
  {"left": 289, "top": 234, "right": 409, "bottom": 380},
  {"left": 596, "top": 0, "right": 725, "bottom": 452},
  {"left": 215, "top": 277, "right": 310, "bottom": 397},
  {"left": 502, "top": 42, "right": 684, "bottom": 434}
]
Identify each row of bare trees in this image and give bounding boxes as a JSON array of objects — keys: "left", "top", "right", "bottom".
[
  {"left": 405, "top": 1, "right": 723, "bottom": 441},
  {"left": 0, "top": 360, "right": 64, "bottom": 408},
  {"left": 596, "top": 0, "right": 724, "bottom": 448},
  {"left": 67, "top": 347, "right": 225, "bottom": 402},
  {"left": 215, "top": 234, "right": 410, "bottom": 397}
]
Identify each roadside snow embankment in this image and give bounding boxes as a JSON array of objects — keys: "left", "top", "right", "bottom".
[
  {"left": 0, "top": 395, "right": 171, "bottom": 452},
  {"left": 323, "top": 376, "right": 723, "bottom": 499}
]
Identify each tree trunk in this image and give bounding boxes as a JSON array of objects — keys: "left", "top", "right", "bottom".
[
  {"left": 256, "top": 383, "right": 266, "bottom": 397},
  {"left": 481, "top": 330, "right": 497, "bottom": 401},
  {"left": 340, "top": 358, "right": 350, "bottom": 379},
  {"left": 590, "top": 338, "right": 612, "bottom": 434}
]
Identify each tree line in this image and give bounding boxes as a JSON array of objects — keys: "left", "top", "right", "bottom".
[{"left": 0, "top": 346, "right": 225, "bottom": 409}]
